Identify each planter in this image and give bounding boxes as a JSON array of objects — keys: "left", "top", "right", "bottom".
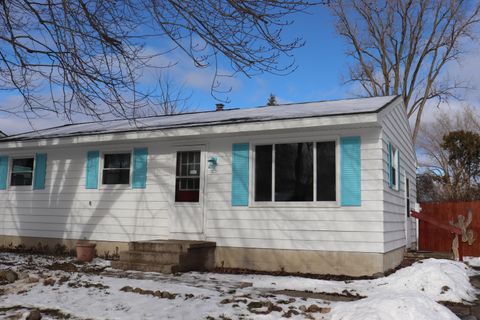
[{"left": 76, "top": 242, "right": 96, "bottom": 262}]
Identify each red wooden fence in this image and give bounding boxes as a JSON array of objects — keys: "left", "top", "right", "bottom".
[{"left": 419, "top": 201, "right": 480, "bottom": 256}]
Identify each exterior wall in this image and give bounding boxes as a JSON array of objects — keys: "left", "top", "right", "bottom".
[
  {"left": 0, "top": 125, "right": 387, "bottom": 255},
  {"left": 0, "top": 141, "right": 172, "bottom": 243},
  {"left": 0, "top": 106, "right": 418, "bottom": 274},
  {"left": 379, "top": 102, "right": 418, "bottom": 252},
  {"left": 204, "top": 127, "right": 386, "bottom": 254}
]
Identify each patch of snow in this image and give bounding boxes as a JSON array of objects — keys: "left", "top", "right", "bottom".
[
  {"left": 331, "top": 293, "right": 459, "bottom": 320},
  {"left": 3, "top": 95, "right": 397, "bottom": 141},
  {"left": 465, "top": 256, "right": 480, "bottom": 267},
  {"left": 0, "top": 254, "right": 477, "bottom": 319},
  {"left": 213, "top": 259, "right": 478, "bottom": 303},
  {"left": 90, "top": 258, "right": 111, "bottom": 268}
]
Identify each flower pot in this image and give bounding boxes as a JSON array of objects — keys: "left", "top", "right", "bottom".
[{"left": 76, "top": 242, "right": 96, "bottom": 262}]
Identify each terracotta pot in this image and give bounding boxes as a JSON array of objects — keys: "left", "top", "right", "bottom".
[{"left": 76, "top": 242, "right": 96, "bottom": 262}]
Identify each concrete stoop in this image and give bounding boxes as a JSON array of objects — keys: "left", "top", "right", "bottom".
[{"left": 111, "top": 240, "right": 216, "bottom": 273}]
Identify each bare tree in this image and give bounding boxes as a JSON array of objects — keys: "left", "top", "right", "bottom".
[
  {"left": 0, "top": 0, "right": 313, "bottom": 123},
  {"left": 417, "top": 105, "right": 480, "bottom": 200},
  {"left": 330, "top": 0, "right": 480, "bottom": 141},
  {"left": 152, "top": 74, "right": 191, "bottom": 116}
]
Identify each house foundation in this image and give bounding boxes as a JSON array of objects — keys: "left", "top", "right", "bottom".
[{"left": 0, "top": 235, "right": 405, "bottom": 276}]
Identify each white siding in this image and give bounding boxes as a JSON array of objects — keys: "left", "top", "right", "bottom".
[
  {"left": 0, "top": 102, "right": 418, "bottom": 256},
  {"left": 0, "top": 124, "right": 389, "bottom": 254},
  {"left": 204, "top": 127, "right": 386, "bottom": 253},
  {"left": 379, "top": 102, "right": 417, "bottom": 252},
  {"left": 0, "top": 142, "right": 172, "bottom": 243}
]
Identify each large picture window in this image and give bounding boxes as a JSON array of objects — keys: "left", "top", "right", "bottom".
[
  {"left": 11, "top": 158, "right": 34, "bottom": 186},
  {"left": 102, "top": 153, "right": 131, "bottom": 185},
  {"left": 254, "top": 141, "right": 336, "bottom": 202}
]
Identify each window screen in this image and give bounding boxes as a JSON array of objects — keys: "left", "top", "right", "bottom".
[
  {"left": 11, "top": 158, "right": 34, "bottom": 186},
  {"left": 254, "top": 145, "right": 272, "bottom": 201},
  {"left": 275, "top": 143, "right": 313, "bottom": 201},
  {"left": 317, "top": 141, "right": 336, "bottom": 201},
  {"left": 102, "top": 153, "right": 131, "bottom": 185}
]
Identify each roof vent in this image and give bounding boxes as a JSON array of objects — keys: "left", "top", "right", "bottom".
[{"left": 215, "top": 103, "right": 224, "bottom": 111}]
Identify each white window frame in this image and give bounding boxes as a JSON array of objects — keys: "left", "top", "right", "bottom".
[
  {"left": 250, "top": 136, "right": 340, "bottom": 208},
  {"left": 172, "top": 144, "right": 206, "bottom": 208},
  {"left": 391, "top": 145, "right": 399, "bottom": 191},
  {"left": 9, "top": 155, "right": 35, "bottom": 190},
  {"left": 100, "top": 150, "right": 133, "bottom": 189},
  {"left": 176, "top": 150, "right": 201, "bottom": 192}
]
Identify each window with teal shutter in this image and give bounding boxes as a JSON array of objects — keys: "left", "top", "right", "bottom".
[
  {"left": 86, "top": 151, "right": 99, "bottom": 189},
  {"left": 232, "top": 143, "right": 249, "bottom": 206},
  {"left": 340, "top": 136, "right": 361, "bottom": 206},
  {"left": 132, "top": 148, "right": 148, "bottom": 189},
  {"left": 33, "top": 153, "right": 47, "bottom": 190},
  {"left": 0, "top": 156, "right": 8, "bottom": 190}
]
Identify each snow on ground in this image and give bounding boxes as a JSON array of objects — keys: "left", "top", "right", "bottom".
[
  {"left": 0, "top": 253, "right": 477, "bottom": 320},
  {"left": 216, "top": 258, "right": 477, "bottom": 303},
  {"left": 465, "top": 256, "right": 480, "bottom": 268},
  {"left": 331, "top": 293, "right": 459, "bottom": 320}
]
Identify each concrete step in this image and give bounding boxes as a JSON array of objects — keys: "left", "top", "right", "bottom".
[
  {"left": 111, "top": 261, "right": 178, "bottom": 273},
  {"left": 115, "top": 240, "right": 216, "bottom": 273},
  {"left": 129, "top": 240, "right": 215, "bottom": 253},
  {"left": 119, "top": 250, "right": 183, "bottom": 265}
]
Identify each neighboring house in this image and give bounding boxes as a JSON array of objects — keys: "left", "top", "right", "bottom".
[{"left": 0, "top": 95, "right": 417, "bottom": 276}]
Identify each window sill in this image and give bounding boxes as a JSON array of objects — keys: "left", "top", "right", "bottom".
[
  {"left": 174, "top": 202, "right": 202, "bottom": 207},
  {"left": 250, "top": 201, "right": 340, "bottom": 208},
  {"left": 389, "top": 186, "right": 400, "bottom": 192},
  {"left": 9, "top": 186, "right": 33, "bottom": 191},
  {"left": 99, "top": 184, "right": 132, "bottom": 191}
]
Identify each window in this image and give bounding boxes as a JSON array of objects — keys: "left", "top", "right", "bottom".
[
  {"left": 254, "top": 145, "right": 272, "bottom": 201},
  {"left": 175, "top": 151, "right": 201, "bottom": 202},
  {"left": 406, "top": 178, "right": 410, "bottom": 217},
  {"left": 11, "top": 158, "right": 34, "bottom": 186},
  {"left": 102, "top": 153, "right": 131, "bottom": 185},
  {"left": 317, "top": 141, "right": 336, "bottom": 201},
  {"left": 254, "top": 141, "right": 336, "bottom": 202},
  {"left": 390, "top": 145, "right": 399, "bottom": 189}
]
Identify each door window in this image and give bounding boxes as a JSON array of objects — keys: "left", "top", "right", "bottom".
[{"left": 175, "top": 151, "right": 201, "bottom": 202}]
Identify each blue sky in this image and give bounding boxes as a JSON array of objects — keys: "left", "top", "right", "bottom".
[
  {"left": 185, "top": 6, "right": 351, "bottom": 109},
  {"left": 1, "top": 5, "right": 479, "bottom": 135},
  {"left": 0, "top": 5, "right": 356, "bottom": 134}
]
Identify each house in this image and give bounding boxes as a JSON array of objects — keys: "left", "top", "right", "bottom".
[{"left": 0, "top": 95, "right": 417, "bottom": 276}]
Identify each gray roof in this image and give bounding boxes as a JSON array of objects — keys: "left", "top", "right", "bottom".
[{"left": 2, "top": 95, "right": 398, "bottom": 141}]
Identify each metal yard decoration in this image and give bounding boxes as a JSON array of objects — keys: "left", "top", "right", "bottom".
[
  {"left": 412, "top": 209, "right": 476, "bottom": 261},
  {"left": 450, "top": 210, "right": 476, "bottom": 261}
]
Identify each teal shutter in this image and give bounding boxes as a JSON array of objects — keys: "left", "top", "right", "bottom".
[
  {"left": 231, "top": 143, "right": 249, "bottom": 206},
  {"left": 397, "top": 149, "right": 401, "bottom": 191},
  {"left": 33, "top": 153, "right": 47, "bottom": 190},
  {"left": 340, "top": 136, "right": 361, "bottom": 206},
  {"left": 132, "top": 148, "right": 148, "bottom": 189},
  {"left": 86, "top": 151, "right": 99, "bottom": 189},
  {"left": 388, "top": 142, "right": 393, "bottom": 188},
  {"left": 0, "top": 156, "right": 8, "bottom": 190}
]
